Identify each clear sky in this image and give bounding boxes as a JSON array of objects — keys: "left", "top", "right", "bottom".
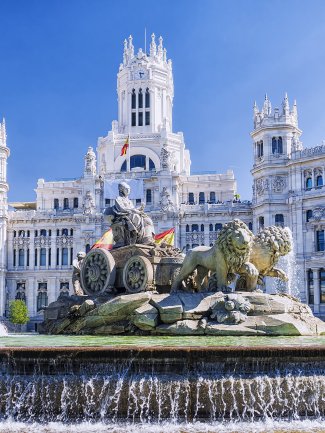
[{"left": 2, "top": 0, "right": 325, "bottom": 202}]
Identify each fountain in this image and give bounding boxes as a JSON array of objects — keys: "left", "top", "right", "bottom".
[
  {"left": 0, "top": 322, "right": 7, "bottom": 336},
  {"left": 1, "top": 183, "right": 325, "bottom": 432}
]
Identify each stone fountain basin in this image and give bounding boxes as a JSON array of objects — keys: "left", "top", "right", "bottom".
[{"left": 42, "top": 291, "right": 325, "bottom": 337}]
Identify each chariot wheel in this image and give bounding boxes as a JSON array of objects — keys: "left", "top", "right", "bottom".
[
  {"left": 123, "top": 255, "right": 154, "bottom": 293},
  {"left": 81, "top": 248, "right": 116, "bottom": 296}
]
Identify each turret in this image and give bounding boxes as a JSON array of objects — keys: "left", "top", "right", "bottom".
[{"left": 252, "top": 94, "right": 302, "bottom": 165}]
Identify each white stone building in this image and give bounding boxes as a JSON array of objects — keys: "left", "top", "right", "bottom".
[
  {"left": 0, "top": 35, "right": 252, "bottom": 329},
  {"left": 251, "top": 94, "right": 325, "bottom": 314},
  {"left": 1, "top": 35, "right": 324, "bottom": 329}
]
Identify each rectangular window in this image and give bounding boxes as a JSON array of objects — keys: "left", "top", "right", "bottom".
[
  {"left": 308, "top": 270, "right": 314, "bottom": 304},
  {"left": 145, "top": 90, "right": 150, "bottom": 108},
  {"left": 63, "top": 198, "right": 69, "bottom": 209},
  {"left": 105, "top": 199, "right": 111, "bottom": 206},
  {"left": 146, "top": 189, "right": 152, "bottom": 204},
  {"left": 199, "top": 192, "right": 205, "bottom": 204},
  {"left": 27, "top": 249, "right": 29, "bottom": 267},
  {"left": 73, "top": 197, "right": 78, "bottom": 208},
  {"left": 62, "top": 248, "right": 68, "bottom": 266},
  {"left": 209, "top": 192, "right": 216, "bottom": 204},
  {"left": 48, "top": 248, "right": 51, "bottom": 267},
  {"left": 40, "top": 248, "right": 46, "bottom": 266},
  {"left": 131, "top": 112, "right": 136, "bottom": 126},
  {"left": 13, "top": 250, "right": 16, "bottom": 267},
  {"left": 136, "top": 198, "right": 142, "bottom": 206},
  {"left": 145, "top": 111, "right": 150, "bottom": 126},
  {"left": 189, "top": 192, "right": 194, "bottom": 205},
  {"left": 56, "top": 248, "right": 59, "bottom": 266},
  {"left": 35, "top": 249, "right": 38, "bottom": 266},
  {"left": 138, "top": 112, "right": 143, "bottom": 126},
  {"left": 70, "top": 248, "right": 73, "bottom": 266},
  {"left": 18, "top": 249, "right": 24, "bottom": 267},
  {"left": 317, "top": 230, "right": 325, "bottom": 252},
  {"left": 54, "top": 198, "right": 59, "bottom": 209}
]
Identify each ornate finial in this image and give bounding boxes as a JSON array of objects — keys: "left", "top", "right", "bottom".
[
  {"left": 150, "top": 33, "right": 157, "bottom": 57},
  {"left": 0, "top": 118, "right": 6, "bottom": 147},
  {"left": 282, "top": 92, "right": 290, "bottom": 114},
  {"left": 263, "top": 94, "right": 271, "bottom": 116},
  {"left": 128, "top": 35, "right": 134, "bottom": 58},
  {"left": 163, "top": 47, "right": 167, "bottom": 62},
  {"left": 123, "top": 39, "right": 128, "bottom": 65},
  {"left": 157, "top": 35, "right": 163, "bottom": 59}
]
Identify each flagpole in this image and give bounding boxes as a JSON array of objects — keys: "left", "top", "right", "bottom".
[{"left": 128, "top": 132, "right": 131, "bottom": 172}]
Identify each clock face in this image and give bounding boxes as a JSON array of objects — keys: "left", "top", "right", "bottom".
[{"left": 134, "top": 69, "right": 147, "bottom": 80}]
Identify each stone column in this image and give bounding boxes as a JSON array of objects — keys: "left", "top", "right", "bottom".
[{"left": 313, "top": 268, "right": 320, "bottom": 314}]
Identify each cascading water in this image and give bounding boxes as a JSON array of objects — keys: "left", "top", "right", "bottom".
[
  {"left": 1, "top": 347, "right": 325, "bottom": 432},
  {"left": 0, "top": 322, "right": 7, "bottom": 337}
]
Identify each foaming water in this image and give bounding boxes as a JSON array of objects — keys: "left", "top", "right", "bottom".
[{"left": 1, "top": 420, "right": 325, "bottom": 433}]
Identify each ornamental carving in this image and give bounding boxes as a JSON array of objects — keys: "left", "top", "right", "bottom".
[
  {"left": 56, "top": 236, "right": 73, "bottom": 247},
  {"left": 84, "top": 147, "right": 97, "bottom": 176},
  {"left": 160, "top": 145, "right": 172, "bottom": 170},
  {"left": 83, "top": 191, "right": 95, "bottom": 215},
  {"left": 159, "top": 187, "right": 174, "bottom": 213},
  {"left": 272, "top": 176, "right": 286, "bottom": 193},
  {"left": 13, "top": 238, "right": 30, "bottom": 248},
  {"left": 186, "top": 232, "right": 205, "bottom": 242},
  {"left": 304, "top": 169, "right": 312, "bottom": 178},
  {"left": 314, "top": 167, "right": 323, "bottom": 176},
  {"left": 256, "top": 178, "right": 269, "bottom": 196},
  {"left": 313, "top": 208, "right": 325, "bottom": 221},
  {"left": 301, "top": 145, "right": 325, "bottom": 158},
  {"left": 34, "top": 236, "right": 51, "bottom": 247}
]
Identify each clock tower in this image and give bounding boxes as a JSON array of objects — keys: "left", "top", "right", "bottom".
[{"left": 117, "top": 34, "right": 174, "bottom": 134}]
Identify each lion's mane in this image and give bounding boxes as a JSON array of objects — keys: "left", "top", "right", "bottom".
[
  {"left": 254, "top": 226, "right": 292, "bottom": 268},
  {"left": 215, "top": 219, "right": 253, "bottom": 273}
]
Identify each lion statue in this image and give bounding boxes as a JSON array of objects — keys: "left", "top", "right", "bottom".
[
  {"left": 171, "top": 219, "right": 258, "bottom": 292},
  {"left": 236, "top": 225, "right": 292, "bottom": 290}
]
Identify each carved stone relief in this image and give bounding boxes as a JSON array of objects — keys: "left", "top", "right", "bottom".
[{"left": 272, "top": 176, "right": 286, "bottom": 193}]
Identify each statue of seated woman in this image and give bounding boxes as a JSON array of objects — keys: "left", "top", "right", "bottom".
[{"left": 104, "top": 182, "right": 155, "bottom": 248}]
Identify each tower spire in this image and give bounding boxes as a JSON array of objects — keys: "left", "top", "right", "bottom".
[
  {"left": 128, "top": 35, "right": 134, "bottom": 59},
  {"left": 150, "top": 33, "right": 157, "bottom": 57},
  {"left": 282, "top": 92, "right": 290, "bottom": 115},
  {"left": 0, "top": 118, "right": 6, "bottom": 147}
]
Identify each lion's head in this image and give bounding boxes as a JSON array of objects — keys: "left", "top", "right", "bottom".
[
  {"left": 254, "top": 226, "right": 292, "bottom": 267},
  {"left": 216, "top": 219, "right": 253, "bottom": 273}
]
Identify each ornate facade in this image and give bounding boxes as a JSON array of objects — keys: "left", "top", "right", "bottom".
[{"left": 1, "top": 35, "right": 324, "bottom": 329}]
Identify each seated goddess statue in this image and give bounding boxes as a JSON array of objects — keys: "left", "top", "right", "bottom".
[{"left": 104, "top": 182, "right": 155, "bottom": 248}]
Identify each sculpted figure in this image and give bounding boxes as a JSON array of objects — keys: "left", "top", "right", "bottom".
[
  {"left": 236, "top": 226, "right": 292, "bottom": 290},
  {"left": 104, "top": 182, "right": 155, "bottom": 247},
  {"left": 72, "top": 251, "right": 86, "bottom": 295},
  {"left": 171, "top": 220, "right": 258, "bottom": 292}
]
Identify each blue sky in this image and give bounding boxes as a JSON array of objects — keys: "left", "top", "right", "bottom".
[{"left": 2, "top": 0, "right": 325, "bottom": 201}]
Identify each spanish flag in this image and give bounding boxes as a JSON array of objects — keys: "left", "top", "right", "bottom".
[
  {"left": 154, "top": 228, "right": 175, "bottom": 246},
  {"left": 91, "top": 229, "right": 114, "bottom": 251},
  {"left": 120, "top": 136, "right": 129, "bottom": 156}
]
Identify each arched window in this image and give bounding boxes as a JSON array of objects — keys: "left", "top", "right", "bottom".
[
  {"left": 62, "top": 228, "right": 68, "bottom": 236},
  {"left": 209, "top": 224, "right": 213, "bottom": 231},
  {"left": 248, "top": 222, "right": 253, "bottom": 231},
  {"left": 40, "top": 229, "right": 46, "bottom": 237},
  {"left": 320, "top": 269, "right": 325, "bottom": 303},
  {"left": 62, "top": 248, "right": 68, "bottom": 265},
  {"left": 13, "top": 231, "right": 16, "bottom": 238},
  {"left": 145, "top": 88, "right": 150, "bottom": 108},
  {"left": 317, "top": 175, "right": 323, "bottom": 187},
  {"left": 121, "top": 160, "right": 127, "bottom": 172},
  {"left": 146, "top": 189, "right": 152, "bottom": 204},
  {"left": 130, "top": 155, "right": 146, "bottom": 170},
  {"left": 18, "top": 230, "right": 25, "bottom": 237},
  {"left": 199, "top": 192, "right": 205, "bottom": 204},
  {"left": 138, "top": 88, "right": 143, "bottom": 109},
  {"left": 209, "top": 192, "right": 216, "bottom": 204},
  {"left": 308, "top": 269, "right": 314, "bottom": 304},
  {"left": 149, "top": 158, "right": 155, "bottom": 171},
  {"left": 192, "top": 224, "right": 199, "bottom": 232},
  {"left": 272, "top": 137, "right": 283, "bottom": 154},
  {"left": 131, "top": 89, "right": 136, "bottom": 109},
  {"left": 186, "top": 224, "right": 189, "bottom": 232},
  {"left": 16, "top": 284, "right": 26, "bottom": 302},
  {"left": 40, "top": 248, "right": 46, "bottom": 266},
  {"left": 63, "top": 198, "right": 69, "bottom": 209},
  {"left": 306, "top": 177, "right": 312, "bottom": 189},
  {"left": 86, "top": 244, "right": 91, "bottom": 253},
  {"left": 215, "top": 223, "right": 222, "bottom": 231},
  {"left": 275, "top": 214, "right": 284, "bottom": 227},
  {"left": 201, "top": 224, "right": 205, "bottom": 232},
  {"left": 306, "top": 210, "right": 313, "bottom": 222},
  {"left": 18, "top": 249, "right": 24, "bottom": 267}
]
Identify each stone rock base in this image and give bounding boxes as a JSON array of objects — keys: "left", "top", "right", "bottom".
[{"left": 42, "top": 291, "right": 325, "bottom": 337}]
